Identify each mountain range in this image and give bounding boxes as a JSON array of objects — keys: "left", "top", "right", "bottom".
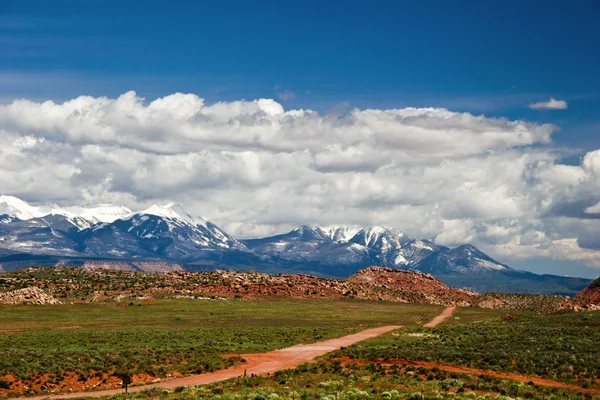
[{"left": 0, "top": 195, "right": 593, "bottom": 295}]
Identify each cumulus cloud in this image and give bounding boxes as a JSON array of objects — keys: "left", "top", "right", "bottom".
[
  {"left": 528, "top": 97, "right": 568, "bottom": 110},
  {"left": 1, "top": 91, "right": 600, "bottom": 268}
]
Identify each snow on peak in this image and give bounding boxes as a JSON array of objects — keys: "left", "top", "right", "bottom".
[
  {"left": 0, "top": 195, "right": 45, "bottom": 220},
  {"left": 64, "top": 205, "right": 133, "bottom": 224},
  {"left": 0, "top": 195, "right": 211, "bottom": 229},
  {"left": 353, "top": 226, "right": 411, "bottom": 247},
  {"left": 139, "top": 202, "right": 207, "bottom": 228},
  {"left": 291, "top": 225, "right": 411, "bottom": 247},
  {"left": 322, "top": 226, "right": 362, "bottom": 242}
]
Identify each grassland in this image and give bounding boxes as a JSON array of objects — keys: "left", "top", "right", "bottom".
[
  {"left": 2, "top": 297, "right": 598, "bottom": 400},
  {"left": 333, "top": 308, "right": 600, "bottom": 390},
  {"left": 34, "top": 359, "right": 599, "bottom": 400},
  {"left": 0, "top": 299, "right": 443, "bottom": 397}
]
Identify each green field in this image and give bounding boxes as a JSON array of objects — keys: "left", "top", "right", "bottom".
[
  {"left": 0, "top": 299, "right": 443, "bottom": 397},
  {"left": 95, "top": 359, "right": 597, "bottom": 400},
  {"left": 2, "top": 299, "right": 598, "bottom": 399},
  {"left": 333, "top": 308, "right": 600, "bottom": 389},
  {"left": 0, "top": 298, "right": 443, "bottom": 332}
]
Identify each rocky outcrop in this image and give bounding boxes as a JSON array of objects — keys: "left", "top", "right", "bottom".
[
  {"left": 0, "top": 266, "right": 475, "bottom": 306},
  {"left": 346, "top": 267, "right": 478, "bottom": 306},
  {"left": 574, "top": 277, "right": 600, "bottom": 309},
  {"left": 0, "top": 286, "right": 61, "bottom": 305},
  {"left": 475, "top": 292, "right": 575, "bottom": 313},
  {"left": 1, "top": 267, "right": 597, "bottom": 313}
]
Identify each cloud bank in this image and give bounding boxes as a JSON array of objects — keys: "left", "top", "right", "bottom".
[
  {"left": 1, "top": 91, "right": 600, "bottom": 268},
  {"left": 528, "top": 97, "right": 568, "bottom": 110}
]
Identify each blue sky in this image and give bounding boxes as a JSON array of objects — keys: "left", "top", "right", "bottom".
[
  {"left": 2, "top": 1, "right": 600, "bottom": 278},
  {"left": 3, "top": 1, "right": 599, "bottom": 131}
]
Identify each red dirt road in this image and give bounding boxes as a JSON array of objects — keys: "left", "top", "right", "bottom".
[
  {"left": 358, "top": 359, "right": 600, "bottom": 396},
  {"left": 11, "top": 306, "right": 461, "bottom": 400},
  {"left": 16, "top": 325, "right": 402, "bottom": 400},
  {"left": 423, "top": 306, "right": 455, "bottom": 327}
]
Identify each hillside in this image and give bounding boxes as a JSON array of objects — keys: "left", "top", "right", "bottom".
[
  {"left": 3, "top": 266, "right": 598, "bottom": 313},
  {"left": 575, "top": 276, "right": 600, "bottom": 306},
  {"left": 0, "top": 266, "right": 476, "bottom": 306}
]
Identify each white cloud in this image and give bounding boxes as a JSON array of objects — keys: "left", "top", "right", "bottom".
[
  {"left": 528, "top": 97, "right": 568, "bottom": 110},
  {"left": 277, "top": 90, "right": 296, "bottom": 101},
  {"left": 2, "top": 92, "right": 600, "bottom": 269},
  {"left": 585, "top": 201, "right": 600, "bottom": 214}
]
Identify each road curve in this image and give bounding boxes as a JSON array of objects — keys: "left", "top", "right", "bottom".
[{"left": 423, "top": 306, "right": 455, "bottom": 328}]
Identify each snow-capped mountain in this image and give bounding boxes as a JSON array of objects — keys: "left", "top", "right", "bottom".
[
  {"left": 243, "top": 225, "right": 510, "bottom": 275},
  {"left": 0, "top": 195, "right": 46, "bottom": 220},
  {"left": 76, "top": 202, "right": 246, "bottom": 260},
  {"left": 0, "top": 195, "right": 127, "bottom": 227},
  {"left": 0, "top": 216, "right": 83, "bottom": 257},
  {"left": 63, "top": 205, "right": 132, "bottom": 224},
  {"left": 0, "top": 196, "right": 591, "bottom": 295},
  {"left": 0, "top": 196, "right": 248, "bottom": 261}
]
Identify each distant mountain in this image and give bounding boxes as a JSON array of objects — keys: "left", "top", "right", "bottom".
[
  {"left": 74, "top": 203, "right": 249, "bottom": 262},
  {"left": 63, "top": 205, "right": 132, "bottom": 224},
  {"left": 0, "top": 195, "right": 128, "bottom": 226},
  {"left": 0, "top": 195, "right": 46, "bottom": 220},
  {"left": 243, "top": 226, "right": 511, "bottom": 276},
  {"left": 242, "top": 226, "right": 592, "bottom": 294},
  {"left": 0, "top": 196, "right": 592, "bottom": 295}
]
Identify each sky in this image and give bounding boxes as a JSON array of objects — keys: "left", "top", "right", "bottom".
[{"left": 1, "top": 1, "right": 600, "bottom": 278}]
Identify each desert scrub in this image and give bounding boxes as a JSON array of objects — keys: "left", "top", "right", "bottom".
[
  {"left": 333, "top": 310, "right": 600, "bottom": 388},
  {"left": 71, "top": 361, "right": 599, "bottom": 400}
]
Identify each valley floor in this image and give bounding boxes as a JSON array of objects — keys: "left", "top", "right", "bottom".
[{"left": 0, "top": 299, "right": 598, "bottom": 400}]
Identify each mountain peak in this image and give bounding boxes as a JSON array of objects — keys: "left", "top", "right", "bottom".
[
  {"left": 0, "top": 195, "right": 45, "bottom": 220},
  {"left": 446, "top": 243, "right": 511, "bottom": 272},
  {"left": 64, "top": 204, "right": 133, "bottom": 223},
  {"left": 139, "top": 202, "right": 207, "bottom": 228}
]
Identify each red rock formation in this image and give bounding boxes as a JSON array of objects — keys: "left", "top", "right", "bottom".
[{"left": 575, "top": 276, "right": 600, "bottom": 308}]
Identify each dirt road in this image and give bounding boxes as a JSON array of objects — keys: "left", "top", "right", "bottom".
[
  {"left": 423, "top": 305, "right": 455, "bottom": 327},
  {"left": 350, "top": 358, "right": 600, "bottom": 396},
  {"left": 15, "top": 306, "right": 458, "bottom": 400},
  {"left": 17, "top": 325, "right": 402, "bottom": 400}
]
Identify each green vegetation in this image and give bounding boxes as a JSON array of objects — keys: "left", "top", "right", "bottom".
[
  {"left": 0, "top": 299, "right": 442, "bottom": 397},
  {"left": 0, "top": 298, "right": 442, "bottom": 332},
  {"left": 64, "top": 361, "right": 598, "bottom": 400},
  {"left": 475, "top": 292, "right": 574, "bottom": 314},
  {"left": 2, "top": 292, "right": 598, "bottom": 400},
  {"left": 334, "top": 309, "right": 600, "bottom": 389}
]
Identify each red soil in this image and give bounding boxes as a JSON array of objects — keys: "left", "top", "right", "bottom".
[
  {"left": 12, "top": 325, "right": 402, "bottom": 400},
  {"left": 338, "top": 358, "right": 600, "bottom": 396}
]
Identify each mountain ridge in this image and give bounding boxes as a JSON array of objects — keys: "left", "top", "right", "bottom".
[{"left": 0, "top": 195, "right": 594, "bottom": 295}]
